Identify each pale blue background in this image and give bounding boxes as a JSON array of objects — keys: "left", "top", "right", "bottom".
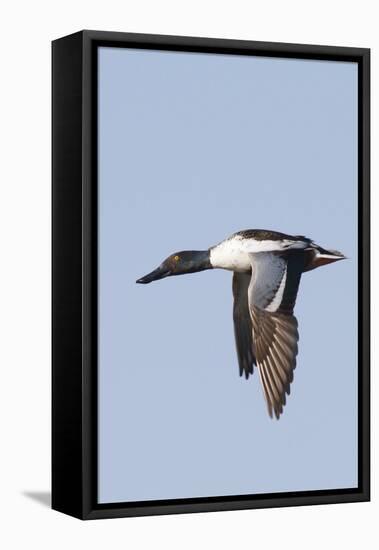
[{"left": 98, "top": 47, "right": 358, "bottom": 503}]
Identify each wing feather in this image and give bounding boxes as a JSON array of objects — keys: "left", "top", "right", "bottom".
[
  {"left": 248, "top": 251, "right": 306, "bottom": 418},
  {"left": 232, "top": 272, "right": 255, "bottom": 379}
]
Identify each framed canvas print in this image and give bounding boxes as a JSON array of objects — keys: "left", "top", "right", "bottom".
[{"left": 52, "top": 30, "right": 370, "bottom": 520}]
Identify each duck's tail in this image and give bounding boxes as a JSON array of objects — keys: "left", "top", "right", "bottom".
[{"left": 304, "top": 245, "right": 346, "bottom": 272}]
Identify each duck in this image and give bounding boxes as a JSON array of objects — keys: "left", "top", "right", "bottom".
[{"left": 136, "top": 229, "right": 345, "bottom": 419}]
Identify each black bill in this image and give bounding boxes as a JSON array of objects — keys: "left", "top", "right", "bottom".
[{"left": 136, "top": 266, "right": 171, "bottom": 284}]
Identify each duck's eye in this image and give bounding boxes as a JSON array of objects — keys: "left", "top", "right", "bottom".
[{"left": 174, "top": 255, "right": 180, "bottom": 261}]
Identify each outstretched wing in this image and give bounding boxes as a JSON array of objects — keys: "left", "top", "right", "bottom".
[
  {"left": 232, "top": 272, "right": 255, "bottom": 379},
  {"left": 248, "top": 251, "right": 306, "bottom": 419}
]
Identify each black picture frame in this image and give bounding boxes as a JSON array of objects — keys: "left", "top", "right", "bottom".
[{"left": 52, "top": 30, "right": 370, "bottom": 520}]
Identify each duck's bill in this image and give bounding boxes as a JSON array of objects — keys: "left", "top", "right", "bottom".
[{"left": 136, "top": 266, "right": 171, "bottom": 284}]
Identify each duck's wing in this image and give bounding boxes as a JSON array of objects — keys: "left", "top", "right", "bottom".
[
  {"left": 232, "top": 272, "right": 256, "bottom": 379},
  {"left": 248, "top": 250, "right": 306, "bottom": 419},
  {"left": 239, "top": 231, "right": 311, "bottom": 253}
]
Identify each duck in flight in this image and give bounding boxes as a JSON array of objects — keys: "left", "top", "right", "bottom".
[{"left": 136, "top": 229, "right": 345, "bottom": 419}]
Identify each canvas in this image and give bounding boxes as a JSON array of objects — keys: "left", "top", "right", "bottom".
[{"left": 52, "top": 30, "right": 370, "bottom": 519}]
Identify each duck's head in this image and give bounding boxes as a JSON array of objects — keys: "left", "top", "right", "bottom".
[{"left": 136, "top": 250, "right": 212, "bottom": 284}]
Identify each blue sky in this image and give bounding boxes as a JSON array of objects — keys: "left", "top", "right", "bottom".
[{"left": 98, "top": 47, "right": 358, "bottom": 503}]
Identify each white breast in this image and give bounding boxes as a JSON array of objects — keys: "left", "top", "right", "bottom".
[
  {"left": 210, "top": 234, "right": 309, "bottom": 272},
  {"left": 210, "top": 237, "right": 251, "bottom": 272}
]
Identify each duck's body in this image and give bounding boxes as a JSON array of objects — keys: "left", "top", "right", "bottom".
[
  {"left": 137, "top": 229, "right": 345, "bottom": 419},
  {"left": 209, "top": 229, "right": 339, "bottom": 273}
]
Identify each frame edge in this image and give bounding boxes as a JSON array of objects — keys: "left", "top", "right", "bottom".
[{"left": 52, "top": 31, "right": 86, "bottom": 519}]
